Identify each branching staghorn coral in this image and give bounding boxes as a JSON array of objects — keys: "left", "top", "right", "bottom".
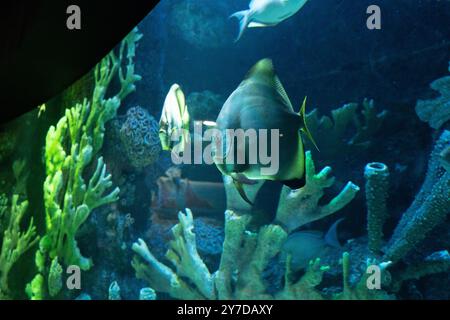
[
  {"left": 27, "top": 28, "right": 142, "bottom": 300},
  {"left": 132, "top": 209, "right": 397, "bottom": 300},
  {"left": 133, "top": 209, "right": 329, "bottom": 300},
  {"left": 305, "top": 99, "right": 387, "bottom": 158},
  {"left": 415, "top": 62, "right": 450, "bottom": 129},
  {"left": 275, "top": 151, "right": 360, "bottom": 233},
  {"left": 132, "top": 152, "right": 361, "bottom": 300},
  {"left": 0, "top": 195, "right": 39, "bottom": 299}
]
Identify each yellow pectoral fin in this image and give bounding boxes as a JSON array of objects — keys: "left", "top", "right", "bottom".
[{"left": 299, "top": 97, "right": 320, "bottom": 152}]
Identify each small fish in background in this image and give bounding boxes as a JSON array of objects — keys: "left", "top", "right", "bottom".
[
  {"left": 230, "top": 0, "right": 309, "bottom": 41},
  {"left": 281, "top": 218, "right": 344, "bottom": 271},
  {"left": 159, "top": 84, "right": 190, "bottom": 153}
]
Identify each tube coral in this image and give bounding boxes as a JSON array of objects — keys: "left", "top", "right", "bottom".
[{"left": 364, "top": 162, "right": 390, "bottom": 253}]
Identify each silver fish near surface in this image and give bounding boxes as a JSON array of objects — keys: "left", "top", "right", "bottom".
[{"left": 231, "top": 0, "right": 309, "bottom": 41}]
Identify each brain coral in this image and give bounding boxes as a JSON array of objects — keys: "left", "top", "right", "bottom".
[{"left": 119, "top": 106, "right": 161, "bottom": 169}]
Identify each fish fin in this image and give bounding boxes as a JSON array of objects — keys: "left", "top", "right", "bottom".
[
  {"left": 282, "top": 131, "right": 306, "bottom": 190},
  {"left": 324, "top": 218, "right": 345, "bottom": 249},
  {"left": 233, "top": 179, "right": 253, "bottom": 205},
  {"left": 274, "top": 76, "right": 294, "bottom": 111},
  {"left": 202, "top": 121, "right": 217, "bottom": 127},
  {"left": 299, "top": 97, "right": 320, "bottom": 152},
  {"left": 181, "top": 128, "right": 191, "bottom": 152},
  {"left": 248, "top": 22, "right": 272, "bottom": 28},
  {"left": 245, "top": 58, "right": 274, "bottom": 81},
  {"left": 230, "top": 10, "right": 250, "bottom": 42},
  {"left": 245, "top": 59, "right": 294, "bottom": 111},
  {"left": 182, "top": 105, "right": 190, "bottom": 129},
  {"left": 174, "top": 84, "right": 186, "bottom": 115}
]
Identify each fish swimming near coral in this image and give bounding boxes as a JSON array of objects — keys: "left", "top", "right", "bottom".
[
  {"left": 209, "top": 58, "right": 318, "bottom": 204},
  {"left": 231, "top": 0, "right": 309, "bottom": 41},
  {"left": 159, "top": 84, "right": 190, "bottom": 153},
  {"left": 281, "top": 218, "right": 344, "bottom": 271},
  {"left": 159, "top": 60, "right": 317, "bottom": 204}
]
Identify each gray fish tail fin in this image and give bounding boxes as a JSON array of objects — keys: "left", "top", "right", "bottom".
[
  {"left": 299, "top": 97, "right": 320, "bottom": 152},
  {"left": 230, "top": 10, "right": 250, "bottom": 42},
  {"left": 233, "top": 179, "right": 253, "bottom": 205},
  {"left": 324, "top": 218, "right": 345, "bottom": 248}
]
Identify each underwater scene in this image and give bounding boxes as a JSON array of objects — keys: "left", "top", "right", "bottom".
[{"left": 0, "top": 0, "right": 450, "bottom": 300}]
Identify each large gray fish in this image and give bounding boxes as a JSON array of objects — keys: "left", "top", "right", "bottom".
[
  {"left": 211, "top": 58, "right": 317, "bottom": 203},
  {"left": 231, "top": 0, "right": 309, "bottom": 41}
]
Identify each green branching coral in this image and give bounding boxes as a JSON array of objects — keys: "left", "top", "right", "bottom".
[
  {"left": 0, "top": 195, "right": 39, "bottom": 299},
  {"left": 132, "top": 209, "right": 396, "bottom": 300},
  {"left": 275, "top": 151, "right": 360, "bottom": 233},
  {"left": 132, "top": 209, "right": 331, "bottom": 300},
  {"left": 28, "top": 28, "right": 142, "bottom": 299},
  {"left": 415, "top": 62, "right": 450, "bottom": 129},
  {"left": 305, "top": 99, "right": 387, "bottom": 158},
  {"left": 332, "top": 252, "right": 393, "bottom": 300},
  {"left": 131, "top": 150, "right": 361, "bottom": 300}
]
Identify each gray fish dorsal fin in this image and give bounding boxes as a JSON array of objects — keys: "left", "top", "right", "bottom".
[
  {"left": 245, "top": 59, "right": 294, "bottom": 111},
  {"left": 324, "top": 218, "right": 345, "bottom": 249},
  {"left": 244, "top": 58, "right": 275, "bottom": 81},
  {"left": 274, "top": 75, "right": 294, "bottom": 111}
]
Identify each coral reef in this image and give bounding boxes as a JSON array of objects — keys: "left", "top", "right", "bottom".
[
  {"left": 132, "top": 208, "right": 395, "bottom": 300},
  {"left": 119, "top": 106, "right": 161, "bottom": 169},
  {"left": 27, "top": 28, "right": 142, "bottom": 300},
  {"left": 384, "top": 130, "right": 450, "bottom": 263},
  {"left": 305, "top": 99, "right": 387, "bottom": 159},
  {"left": 131, "top": 126, "right": 450, "bottom": 300},
  {"left": 131, "top": 153, "right": 362, "bottom": 300},
  {"left": 0, "top": 194, "right": 39, "bottom": 299},
  {"left": 415, "top": 62, "right": 450, "bottom": 129},
  {"left": 275, "top": 151, "right": 360, "bottom": 233}
]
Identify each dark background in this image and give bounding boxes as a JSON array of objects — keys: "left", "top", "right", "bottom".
[
  {"left": 0, "top": 0, "right": 159, "bottom": 123},
  {"left": 131, "top": 0, "right": 450, "bottom": 112}
]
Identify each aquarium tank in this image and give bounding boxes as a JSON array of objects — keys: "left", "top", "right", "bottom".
[{"left": 0, "top": 0, "right": 449, "bottom": 301}]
